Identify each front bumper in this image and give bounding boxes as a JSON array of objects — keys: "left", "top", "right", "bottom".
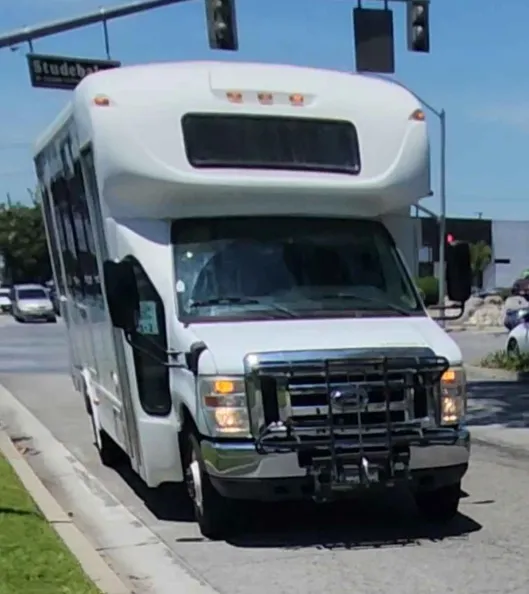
[
  {"left": 202, "top": 428, "right": 470, "bottom": 501},
  {"left": 18, "top": 310, "right": 54, "bottom": 320}
]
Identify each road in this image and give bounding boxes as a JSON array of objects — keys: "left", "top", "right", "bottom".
[
  {"left": 1, "top": 315, "right": 529, "bottom": 594},
  {"left": 449, "top": 329, "right": 507, "bottom": 366}
]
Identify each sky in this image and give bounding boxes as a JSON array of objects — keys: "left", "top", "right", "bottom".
[{"left": 0, "top": 0, "right": 526, "bottom": 220}]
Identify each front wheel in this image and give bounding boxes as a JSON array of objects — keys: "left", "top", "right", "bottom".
[
  {"left": 414, "top": 481, "right": 461, "bottom": 523},
  {"left": 507, "top": 339, "right": 520, "bottom": 357},
  {"left": 185, "top": 433, "right": 233, "bottom": 540}
]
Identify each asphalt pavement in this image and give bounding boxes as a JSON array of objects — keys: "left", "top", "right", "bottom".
[
  {"left": 1, "top": 315, "right": 529, "bottom": 594},
  {"left": 449, "top": 329, "right": 507, "bottom": 366}
]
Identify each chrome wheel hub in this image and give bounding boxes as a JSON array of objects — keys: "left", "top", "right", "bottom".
[{"left": 187, "top": 451, "right": 203, "bottom": 512}]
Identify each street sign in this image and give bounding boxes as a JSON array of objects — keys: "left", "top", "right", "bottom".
[{"left": 26, "top": 53, "right": 121, "bottom": 91}]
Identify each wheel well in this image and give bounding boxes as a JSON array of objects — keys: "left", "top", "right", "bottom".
[
  {"left": 507, "top": 338, "right": 518, "bottom": 350},
  {"left": 178, "top": 405, "right": 198, "bottom": 465}
]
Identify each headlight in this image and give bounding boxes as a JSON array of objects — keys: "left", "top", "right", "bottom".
[
  {"left": 440, "top": 367, "right": 466, "bottom": 425},
  {"left": 199, "top": 376, "right": 250, "bottom": 437}
]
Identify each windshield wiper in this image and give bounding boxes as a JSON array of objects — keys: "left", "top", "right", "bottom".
[
  {"left": 320, "top": 292, "right": 415, "bottom": 316},
  {"left": 190, "top": 297, "right": 260, "bottom": 308},
  {"left": 189, "top": 297, "right": 298, "bottom": 318}
]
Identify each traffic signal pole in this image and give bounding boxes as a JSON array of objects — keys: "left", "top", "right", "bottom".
[{"left": 0, "top": 0, "right": 190, "bottom": 50}]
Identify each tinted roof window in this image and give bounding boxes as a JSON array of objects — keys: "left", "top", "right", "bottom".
[{"left": 182, "top": 114, "right": 361, "bottom": 175}]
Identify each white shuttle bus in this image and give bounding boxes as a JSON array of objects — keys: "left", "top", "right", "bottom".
[{"left": 34, "top": 61, "right": 473, "bottom": 539}]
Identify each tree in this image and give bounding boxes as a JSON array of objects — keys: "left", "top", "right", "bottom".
[
  {"left": 469, "top": 240, "right": 492, "bottom": 288},
  {"left": 0, "top": 200, "right": 51, "bottom": 285}
]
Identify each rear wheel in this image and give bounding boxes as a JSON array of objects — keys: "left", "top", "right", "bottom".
[
  {"left": 414, "top": 481, "right": 461, "bottom": 523},
  {"left": 83, "top": 384, "right": 125, "bottom": 468},
  {"left": 185, "top": 432, "right": 233, "bottom": 540},
  {"left": 97, "top": 429, "right": 128, "bottom": 468}
]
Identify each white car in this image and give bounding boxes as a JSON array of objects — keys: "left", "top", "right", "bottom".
[
  {"left": 0, "top": 287, "right": 11, "bottom": 313},
  {"left": 10, "top": 283, "right": 56, "bottom": 323},
  {"left": 506, "top": 312, "right": 529, "bottom": 355}
]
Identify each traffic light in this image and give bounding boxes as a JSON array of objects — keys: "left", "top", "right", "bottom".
[
  {"left": 353, "top": 7, "right": 395, "bottom": 74},
  {"left": 446, "top": 233, "right": 454, "bottom": 244},
  {"left": 406, "top": 0, "right": 430, "bottom": 53},
  {"left": 205, "top": 0, "right": 238, "bottom": 51}
]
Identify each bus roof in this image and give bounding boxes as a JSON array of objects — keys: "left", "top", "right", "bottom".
[
  {"left": 34, "top": 61, "right": 420, "bottom": 154},
  {"left": 34, "top": 61, "right": 430, "bottom": 219}
]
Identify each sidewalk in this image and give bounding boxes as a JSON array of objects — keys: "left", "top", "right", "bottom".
[{"left": 0, "top": 381, "right": 218, "bottom": 594}]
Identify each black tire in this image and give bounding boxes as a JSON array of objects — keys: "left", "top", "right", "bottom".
[
  {"left": 415, "top": 481, "right": 461, "bottom": 523},
  {"left": 507, "top": 339, "right": 520, "bottom": 357},
  {"left": 185, "top": 432, "right": 233, "bottom": 540},
  {"left": 97, "top": 428, "right": 128, "bottom": 468},
  {"left": 47, "top": 316, "right": 57, "bottom": 323}
]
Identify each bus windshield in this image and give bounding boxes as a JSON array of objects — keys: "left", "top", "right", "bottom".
[{"left": 172, "top": 216, "right": 423, "bottom": 322}]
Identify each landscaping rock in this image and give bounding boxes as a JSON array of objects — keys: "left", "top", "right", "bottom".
[{"left": 429, "top": 293, "right": 528, "bottom": 330}]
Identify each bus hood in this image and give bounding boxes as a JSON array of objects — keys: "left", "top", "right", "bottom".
[{"left": 188, "top": 316, "right": 462, "bottom": 375}]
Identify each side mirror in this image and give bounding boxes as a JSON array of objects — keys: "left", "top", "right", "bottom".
[
  {"left": 446, "top": 241, "right": 472, "bottom": 304},
  {"left": 103, "top": 260, "right": 139, "bottom": 332}
]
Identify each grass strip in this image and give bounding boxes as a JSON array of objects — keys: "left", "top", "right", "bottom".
[{"left": 0, "top": 450, "right": 102, "bottom": 594}]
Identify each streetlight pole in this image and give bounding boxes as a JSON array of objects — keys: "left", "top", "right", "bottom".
[{"left": 438, "top": 108, "right": 446, "bottom": 319}]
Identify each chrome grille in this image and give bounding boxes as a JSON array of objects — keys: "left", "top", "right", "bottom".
[
  {"left": 244, "top": 349, "right": 448, "bottom": 450},
  {"left": 287, "top": 370, "right": 409, "bottom": 418}
]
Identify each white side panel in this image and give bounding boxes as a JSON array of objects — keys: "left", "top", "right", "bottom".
[{"left": 381, "top": 208, "right": 419, "bottom": 278}]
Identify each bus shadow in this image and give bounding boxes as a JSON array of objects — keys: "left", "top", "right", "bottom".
[
  {"left": 113, "top": 458, "right": 484, "bottom": 548},
  {"left": 226, "top": 490, "right": 483, "bottom": 550},
  {"left": 114, "top": 461, "right": 195, "bottom": 522}
]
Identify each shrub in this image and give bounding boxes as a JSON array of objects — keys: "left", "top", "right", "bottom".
[
  {"left": 416, "top": 276, "right": 439, "bottom": 306},
  {"left": 480, "top": 349, "right": 529, "bottom": 372}
]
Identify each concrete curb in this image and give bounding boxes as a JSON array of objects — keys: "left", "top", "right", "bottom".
[
  {"left": 444, "top": 326, "right": 506, "bottom": 333},
  {"left": 465, "top": 364, "right": 529, "bottom": 382},
  {"left": 0, "top": 430, "right": 130, "bottom": 594}
]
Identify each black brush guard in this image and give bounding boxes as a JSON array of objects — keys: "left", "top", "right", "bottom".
[{"left": 245, "top": 353, "right": 449, "bottom": 501}]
